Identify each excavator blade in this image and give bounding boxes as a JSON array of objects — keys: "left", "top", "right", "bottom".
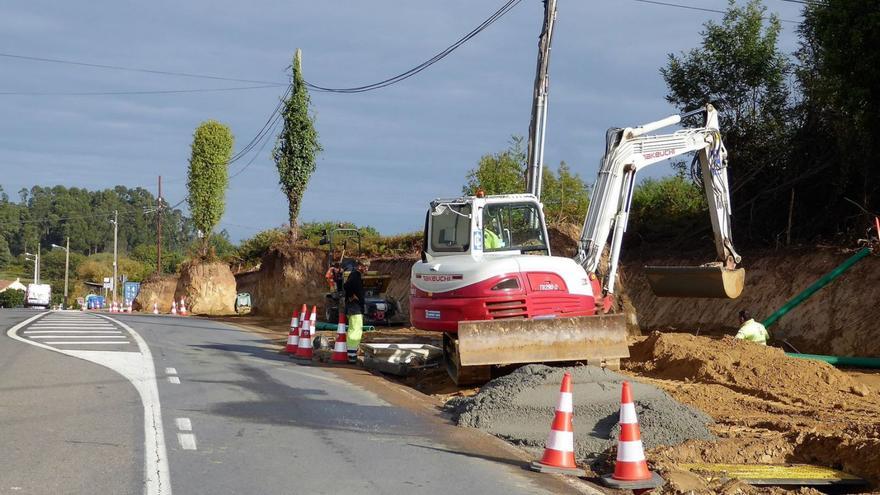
[
  {"left": 456, "top": 314, "right": 629, "bottom": 367},
  {"left": 645, "top": 265, "right": 745, "bottom": 298}
]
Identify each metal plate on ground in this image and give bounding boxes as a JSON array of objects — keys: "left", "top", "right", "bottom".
[
  {"left": 645, "top": 265, "right": 745, "bottom": 298},
  {"left": 457, "top": 314, "right": 629, "bottom": 367},
  {"left": 680, "top": 463, "right": 867, "bottom": 486}
]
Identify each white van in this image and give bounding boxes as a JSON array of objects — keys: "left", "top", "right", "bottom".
[{"left": 25, "top": 284, "right": 51, "bottom": 309}]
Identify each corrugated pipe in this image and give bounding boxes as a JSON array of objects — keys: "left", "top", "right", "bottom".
[{"left": 785, "top": 353, "right": 880, "bottom": 369}]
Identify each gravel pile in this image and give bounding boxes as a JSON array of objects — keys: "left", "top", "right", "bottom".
[{"left": 445, "top": 364, "right": 714, "bottom": 461}]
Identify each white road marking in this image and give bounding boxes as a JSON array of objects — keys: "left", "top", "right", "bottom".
[
  {"left": 177, "top": 433, "right": 197, "bottom": 450},
  {"left": 175, "top": 418, "right": 192, "bottom": 431},
  {"left": 6, "top": 312, "right": 172, "bottom": 495},
  {"left": 31, "top": 335, "right": 127, "bottom": 339},
  {"left": 168, "top": 376, "right": 181, "bottom": 384},
  {"left": 22, "top": 330, "right": 122, "bottom": 335},
  {"left": 44, "top": 341, "right": 132, "bottom": 345},
  {"left": 165, "top": 367, "right": 177, "bottom": 375}
]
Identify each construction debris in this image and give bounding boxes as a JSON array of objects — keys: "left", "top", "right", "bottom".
[
  {"left": 361, "top": 343, "right": 442, "bottom": 376},
  {"left": 445, "top": 364, "right": 714, "bottom": 463}
]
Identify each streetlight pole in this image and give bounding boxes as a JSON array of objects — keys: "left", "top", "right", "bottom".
[
  {"left": 111, "top": 210, "right": 118, "bottom": 305},
  {"left": 52, "top": 239, "right": 70, "bottom": 309},
  {"left": 25, "top": 252, "right": 37, "bottom": 283}
]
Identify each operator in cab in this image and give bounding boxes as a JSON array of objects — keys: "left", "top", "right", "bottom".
[
  {"left": 483, "top": 209, "right": 505, "bottom": 250},
  {"left": 735, "top": 310, "right": 770, "bottom": 345},
  {"left": 344, "top": 259, "right": 369, "bottom": 363}
]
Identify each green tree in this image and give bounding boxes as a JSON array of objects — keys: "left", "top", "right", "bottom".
[
  {"left": 463, "top": 137, "right": 590, "bottom": 225},
  {"left": 541, "top": 161, "right": 590, "bottom": 225},
  {"left": 0, "top": 289, "right": 25, "bottom": 308},
  {"left": 792, "top": 0, "right": 880, "bottom": 238},
  {"left": 661, "top": 0, "right": 791, "bottom": 242},
  {"left": 274, "top": 49, "right": 322, "bottom": 239},
  {"left": 187, "top": 120, "right": 234, "bottom": 256},
  {"left": 463, "top": 136, "right": 526, "bottom": 196},
  {"left": 629, "top": 176, "right": 707, "bottom": 242}
]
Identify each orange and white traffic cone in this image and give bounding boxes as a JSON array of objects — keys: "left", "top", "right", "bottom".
[
  {"left": 331, "top": 311, "right": 348, "bottom": 363},
  {"left": 153, "top": 302, "right": 159, "bottom": 315},
  {"left": 600, "top": 381, "right": 664, "bottom": 490},
  {"left": 171, "top": 300, "right": 177, "bottom": 315},
  {"left": 530, "top": 371, "right": 585, "bottom": 476},
  {"left": 179, "top": 298, "right": 187, "bottom": 316},
  {"left": 284, "top": 305, "right": 303, "bottom": 354},
  {"left": 294, "top": 305, "right": 316, "bottom": 361}
]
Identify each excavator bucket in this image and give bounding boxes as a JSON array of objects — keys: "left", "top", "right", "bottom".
[
  {"left": 645, "top": 265, "right": 745, "bottom": 299},
  {"left": 456, "top": 314, "right": 629, "bottom": 367}
]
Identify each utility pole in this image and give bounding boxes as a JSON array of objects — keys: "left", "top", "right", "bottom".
[
  {"left": 51, "top": 238, "right": 70, "bottom": 308},
  {"left": 525, "top": 0, "right": 557, "bottom": 201},
  {"left": 36, "top": 244, "right": 41, "bottom": 284},
  {"left": 64, "top": 237, "right": 69, "bottom": 307},
  {"left": 157, "top": 175, "right": 162, "bottom": 275},
  {"left": 111, "top": 210, "right": 118, "bottom": 305}
]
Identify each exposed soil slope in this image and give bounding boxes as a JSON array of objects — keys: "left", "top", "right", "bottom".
[
  {"left": 623, "top": 332, "right": 880, "bottom": 486},
  {"left": 133, "top": 274, "right": 178, "bottom": 313},
  {"left": 176, "top": 261, "right": 236, "bottom": 315},
  {"left": 623, "top": 248, "right": 880, "bottom": 357}
]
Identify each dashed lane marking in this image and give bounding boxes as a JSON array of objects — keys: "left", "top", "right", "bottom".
[
  {"left": 168, "top": 377, "right": 180, "bottom": 384},
  {"left": 165, "top": 368, "right": 177, "bottom": 375},
  {"left": 175, "top": 418, "right": 192, "bottom": 431},
  {"left": 177, "top": 433, "right": 197, "bottom": 451}
]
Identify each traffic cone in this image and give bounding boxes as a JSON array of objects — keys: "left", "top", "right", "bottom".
[
  {"left": 171, "top": 300, "right": 177, "bottom": 315},
  {"left": 153, "top": 302, "right": 159, "bottom": 315},
  {"left": 600, "top": 381, "right": 664, "bottom": 489},
  {"left": 284, "top": 306, "right": 302, "bottom": 354},
  {"left": 179, "top": 298, "right": 187, "bottom": 316},
  {"left": 331, "top": 311, "right": 348, "bottom": 363},
  {"left": 294, "top": 305, "right": 316, "bottom": 361},
  {"left": 530, "top": 371, "right": 585, "bottom": 476}
]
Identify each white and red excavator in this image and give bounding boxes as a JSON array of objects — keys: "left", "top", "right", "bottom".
[
  {"left": 409, "top": 1, "right": 743, "bottom": 383},
  {"left": 410, "top": 104, "right": 744, "bottom": 383}
]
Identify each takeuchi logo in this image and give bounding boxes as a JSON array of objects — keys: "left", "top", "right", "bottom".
[
  {"left": 642, "top": 149, "right": 676, "bottom": 160},
  {"left": 419, "top": 274, "right": 463, "bottom": 282}
]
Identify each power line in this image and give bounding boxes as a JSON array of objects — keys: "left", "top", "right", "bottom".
[
  {"left": 629, "top": 0, "right": 798, "bottom": 23},
  {"left": 0, "top": 84, "right": 281, "bottom": 96},
  {"left": 0, "top": 51, "right": 286, "bottom": 86},
  {"left": 305, "top": 0, "right": 523, "bottom": 93},
  {"left": 229, "top": 117, "right": 282, "bottom": 179}
]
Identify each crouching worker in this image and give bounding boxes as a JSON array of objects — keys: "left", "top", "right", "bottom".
[
  {"left": 344, "top": 259, "right": 369, "bottom": 363},
  {"left": 735, "top": 310, "right": 770, "bottom": 345}
]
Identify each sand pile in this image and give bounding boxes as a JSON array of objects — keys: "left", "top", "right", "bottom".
[
  {"left": 446, "top": 365, "right": 714, "bottom": 463},
  {"left": 624, "top": 332, "right": 880, "bottom": 487}
]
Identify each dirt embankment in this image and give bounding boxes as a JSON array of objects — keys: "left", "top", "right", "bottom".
[
  {"left": 242, "top": 246, "right": 330, "bottom": 318},
  {"left": 133, "top": 274, "right": 179, "bottom": 312},
  {"left": 176, "top": 261, "right": 236, "bottom": 315},
  {"left": 623, "top": 248, "right": 880, "bottom": 357},
  {"left": 624, "top": 332, "right": 880, "bottom": 486}
]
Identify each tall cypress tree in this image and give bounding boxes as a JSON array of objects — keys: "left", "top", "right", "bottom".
[{"left": 274, "top": 49, "right": 322, "bottom": 240}]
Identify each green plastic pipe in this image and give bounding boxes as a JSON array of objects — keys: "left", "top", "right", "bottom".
[
  {"left": 785, "top": 352, "right": 880, "bottom": 369},
  {"left": 313, "top": 321, "right": 375, "bottom": 332},
  {"left": 762, "top": 247, "right": 872, "bottom": 328}
]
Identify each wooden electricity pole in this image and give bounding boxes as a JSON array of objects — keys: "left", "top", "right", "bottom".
[{"left": 157, "top": 175, "right": 163, "bottom": 275}]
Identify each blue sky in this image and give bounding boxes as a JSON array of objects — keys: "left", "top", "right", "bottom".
[{"left": 0, "top": 1, "right": 804, "bottom": 241}]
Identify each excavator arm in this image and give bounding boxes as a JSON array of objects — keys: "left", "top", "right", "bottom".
[{"left": 575, "top": 104, "right": 744, "bottom": 299}]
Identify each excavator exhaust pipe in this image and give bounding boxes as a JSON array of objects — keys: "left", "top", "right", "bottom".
[{"left": 645, "top": 265, "right": 745, "bottom": 299}]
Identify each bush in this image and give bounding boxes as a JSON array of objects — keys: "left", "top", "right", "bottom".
[
  {"left": 629, "top": 175, "right": 706, "bottom": 242},
  {"left": 0, "top": 289, "right": 25, "bottom": 308}
]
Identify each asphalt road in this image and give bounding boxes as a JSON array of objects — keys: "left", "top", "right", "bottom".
[{"left": 1, "top": 309, "right": 592, "bottom": 495}]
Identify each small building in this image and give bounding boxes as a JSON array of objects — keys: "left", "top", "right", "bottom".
[{"left": 0, "top": 278, "right": 27, "bottom": 293}]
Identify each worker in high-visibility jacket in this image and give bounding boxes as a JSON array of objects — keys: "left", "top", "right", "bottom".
[
  {"left": 735, "top": 310, "right": 770, "bottom": 345},
  {"left": 344, "top": 259, "right": 368, "bottom": 363}
]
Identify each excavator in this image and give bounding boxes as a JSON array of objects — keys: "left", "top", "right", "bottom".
[
  {"left": 409, "top": 0, "right": 743, "bottom": 384},
  {"left": 411, "top": 105, "right": 744, "bottom": 384}
]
